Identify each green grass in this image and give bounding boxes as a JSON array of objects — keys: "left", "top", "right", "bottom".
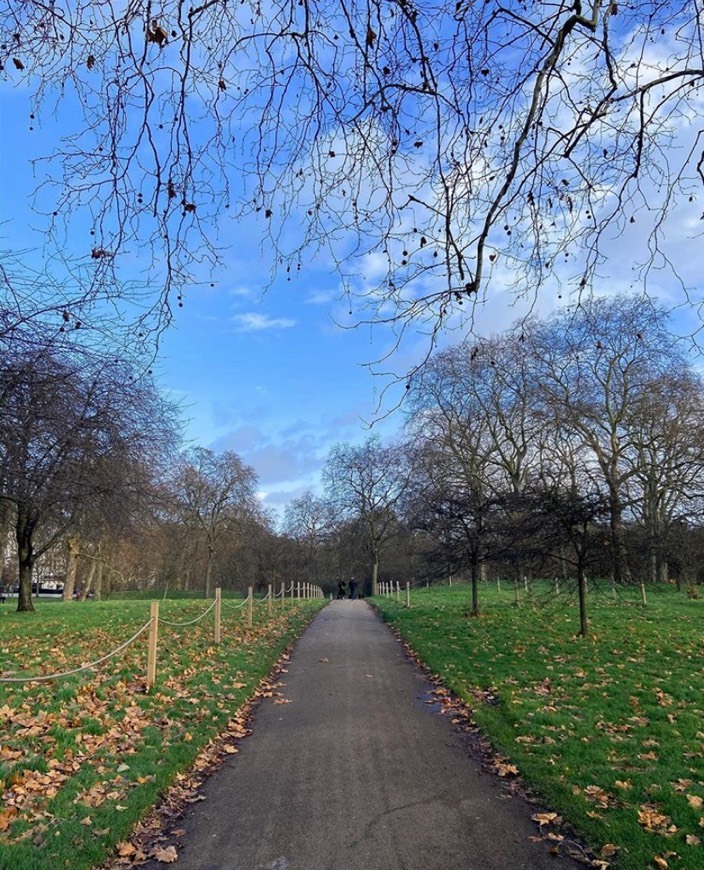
[
  {"left": 0, "top": 596, "right": 324, "bottom": 869},
  {"left": 373, "top": 582, "right": 704, "bottom": 870}
]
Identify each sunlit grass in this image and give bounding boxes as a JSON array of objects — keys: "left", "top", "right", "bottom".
[{"left": 374, "top": 582, "right": 704, "bottom": 869}]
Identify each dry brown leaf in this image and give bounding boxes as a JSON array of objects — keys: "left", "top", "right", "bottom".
[
  {"left": 0, "top": 808, "right": 17, "bottom": 832},
  {"left": 600, "top": 844, "right": 619, "bottom": 858},
  {"left": 687, "top": 794, "right": 703, "bottom": 809},
  {"left": 152, "top": 844, "right": 178, "bottom": 863},
  {"left": 532, "top": 812, "right": 558, "bottom": 826},
  {"left": 685, "top": 834, "right": 701, "bottom": 846}
]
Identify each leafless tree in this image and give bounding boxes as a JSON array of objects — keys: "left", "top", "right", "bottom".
[
  {"left": 405, "top": 347, "right": 500, "bottom": 614},
  {"left": 168, "top": 448, "right": 259, "bottom": 598},
  {"left": 3, "top": 1, "right": 703, "bottom": 345},
  {"left": 283, "top": 490, "right": 336, "bottom": 584},
  {"left": 527, "top": 295, "right": 681, "bottom": 586},
  {"left": 0, "top": 340, "right": 178, "bottom": 611},
  {"left": 625, "top": 368, "right": 704, "bottom": 587},
  {"left": 323, "top": 436, "right": 410, "bottom": 595}
]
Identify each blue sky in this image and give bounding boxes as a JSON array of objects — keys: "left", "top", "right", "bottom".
[
  {"left": 4, "top": 29, "right": 704, "bottom": 523},
  {"left": 0, "top": 86, "right": 416, "bottom": 516},
  {"left": 155, "top": 274, "right": 406, "bottom": 510}
]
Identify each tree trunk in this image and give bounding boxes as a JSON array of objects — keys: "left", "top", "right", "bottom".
[
  {"left": 205, "top": 547, "right": 214, "bottom": 598},
  {"left": 94, "top": 559, "right": 104, "bottom": 601},
  {"left": 63, "top": 535, "right": 81, "bottom": 600},
  {"left": 0, "top": 499, "right": 13, "bottom": 590},
  {"left": 80, "top": 559, "right": 97, "bottom": 600},
  {"left": 371, "top": 557, "right": 379, "bottom": 597},
  {"left": 470, "top": 561, "right": 480, "bottom": 617},
  {"left": 608, "top": 485, "right": 631, "bottom": 585},
  {"left": 648, "top": 545, "right": 658, "bottom": 586},
  {"left": 577, "top": 559, "right": 588, "bottom": 637},
  {"left": 15, "top": 507, "right": 35, "bottom": 613}
]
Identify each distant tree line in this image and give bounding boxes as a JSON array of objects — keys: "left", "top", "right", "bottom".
[{"left": 4, "top": 295, "right": 704, "bottom": 631}]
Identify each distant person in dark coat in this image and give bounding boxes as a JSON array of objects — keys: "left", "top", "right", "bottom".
[
  {"left": 348, "top": 577, "right": 357, "bottom": 600},
  {"left": 337, "top": 579, "right": 346, "bottom": 600}
]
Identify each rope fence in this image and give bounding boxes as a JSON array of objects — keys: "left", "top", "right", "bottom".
[
  {"left": 159, "top": 599, "right": 217, "bottom": 627},
  {"left": 0, "top": 619, "right": 154, "bottom": 684},
  {"left": 0, "top": 582, "right": 325, "bottom": 691}
]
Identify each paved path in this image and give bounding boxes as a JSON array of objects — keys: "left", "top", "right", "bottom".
[{"left": 153, "top": 601, "right": 580, "bottom": 870}]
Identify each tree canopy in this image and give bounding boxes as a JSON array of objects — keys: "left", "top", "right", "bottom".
[{"left": 3, "top": 0, "right": 703, "bottom": 342}]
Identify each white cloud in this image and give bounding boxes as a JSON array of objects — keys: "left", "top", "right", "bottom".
[
  {"left": 231, "top": 313, "right": 297, "bottom": 332},
  {"left": 228, "top": 286, "right": 252, "bottom": 298},
  {"left": 305, "top": 290, "right": 336, "bottom": 305}
]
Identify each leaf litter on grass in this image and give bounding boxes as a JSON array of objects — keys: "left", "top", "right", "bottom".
[{"left": 0, "top": 599, "right": 323, "bottom": 869}]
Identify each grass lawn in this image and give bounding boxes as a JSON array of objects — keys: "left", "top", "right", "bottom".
[
  {"left": 373, "top": 582, "right": 704, "bottom": 870},
  {"left": 0, "top": 596, "right": 324, "bottom": 870}
]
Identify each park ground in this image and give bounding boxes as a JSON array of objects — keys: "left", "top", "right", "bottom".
[
  {"left": 0, "top": 582, "right": 702, "bottom": 869},
  {"left": 374, "top": 582, "right": 704, "bottom": 870}
]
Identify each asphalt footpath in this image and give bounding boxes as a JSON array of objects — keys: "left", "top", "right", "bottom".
[{"left": 148, "top": 600, "right": 582, "bottom": 870}]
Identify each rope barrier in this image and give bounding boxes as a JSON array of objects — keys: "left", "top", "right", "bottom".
[
  {"left": 221, "top": 596, "right": 249, "bottom": 610},
  {"left": 255, "top": 590, "right": 271, "bottom": 604},
  {"left": 159, "top": 600, "right": 216, "bottom": 627},
  {"left": 0, "top": 619, "right": 154, "bottom": 684}
]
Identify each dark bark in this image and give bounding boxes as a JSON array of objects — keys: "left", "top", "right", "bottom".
[
  {"left": 577, "top": 555, "right": 588, "bottom": 638},
  {"left": 469, "top": 561, "right": 480, "bottom": 617},
  {"left": 16, "top": 507, "right": 36, "bottom": 612}
]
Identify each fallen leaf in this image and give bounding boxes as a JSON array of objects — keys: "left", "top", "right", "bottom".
[
  {"left": 685, "top": 834, "right": 701, "bottom": 845},
  {"left": 600, "top": 844, "right": 619, "bottom": 858},
  {"left": 687, "top": 795, "right": 703, "bottom": 809},
  {"left": 532, "top": 812, "right": 558, "bottom": 826},
  {"left": 152, "top": 844, "right": 178, "bottom": 863}
]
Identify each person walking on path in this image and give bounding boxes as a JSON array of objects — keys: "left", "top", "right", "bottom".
[
  {"left": 337, "top": 578, "right": 346, "bottom": 600},
  {"left": 348, "top": 576, "right": 357, "bottom": 599},
  {"left": 143, "top": 601, "right": 582, "bottom": 870}
]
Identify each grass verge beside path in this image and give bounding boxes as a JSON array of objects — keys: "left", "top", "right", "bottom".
[
  {"left": 374, "top": 584, "right": 704, "bottom": 870},
  {"left": 0, "top": 597, "right": 325, "bottom": 870}
]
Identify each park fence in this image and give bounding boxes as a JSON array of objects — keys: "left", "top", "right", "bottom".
[
  {"left": 377, "top": 581, "right": 412, "bottom": 608},
  {"left": 0, "top": 583, "right": 324, "bottom": 692}
]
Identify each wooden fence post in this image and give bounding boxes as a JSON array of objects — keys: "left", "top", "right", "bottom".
[
  {"left": 215, "top": 587, "right": 222, "bottom": 644},
  {"left": 247, "top": 586, "right": 253, "bottom": 628},
  {"left": 396, "top": 581, "right": 401, "bottom": 602},
  {"left": 268, "top": 584, "right": 273, "bottom": 615},
  {"left": 406, "top": 581, "right": 410, "bottom": 608},
  {"left": 147, "top": 601, "right": 159, "bottom": 691},
  {"left": 290, "top": 581, "right": 294, "bottom": 601},
  {"left": 281, "top": 581, "right": 285, "bottom": 608}
]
